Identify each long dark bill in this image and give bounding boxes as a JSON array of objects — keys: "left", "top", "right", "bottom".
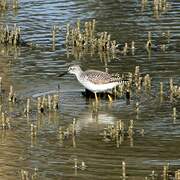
[{"left": 57, "top": 71, "right": 68, "bottom": 77}]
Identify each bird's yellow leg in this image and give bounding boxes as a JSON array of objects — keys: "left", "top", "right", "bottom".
[
  {"left": 95, "top": 92, "right": 98, "bottom": 103},
  {"left": 108, "top": 94, "right": 113, "bottom": 102}
]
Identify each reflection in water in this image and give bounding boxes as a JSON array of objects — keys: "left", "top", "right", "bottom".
[{"left": 77, "top": 103, "right": 115, "bottom": 128}]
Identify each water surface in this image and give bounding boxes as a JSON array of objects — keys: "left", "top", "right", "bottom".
[{"left": 0, "top": 0, "right": 179, "bottom": 179}]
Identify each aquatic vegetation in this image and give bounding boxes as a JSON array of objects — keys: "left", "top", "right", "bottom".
[
  {"left": 64, "top": 19, "right": 171, "bottom": 63},
  {"left": 65, "top": 19, "right": 118, "bottom": 61},
  {"left": 0, "top": 18, "right": 172, "bottom": 63},
  {"left": 36, "top": 94, "right": 59, "bottom": 114},
  {"left": 118, "top": 162, "right": 180, "bottom": 179},
  {"left": 8, "top": 85, "right": 16, "bottom": 102},
  {"left": 113, "top": 66, "right": 152, "bottom": 99},
  {"left": 72, "top": 157, "right": 87, "bottom": 174},
  {"left": 30, "top": 123, "right": 37, "bottom": 137},
  {"left": 58, "top": 118, "right": 77, "bottom": 147},
  {"left": 0, "top": 24, "right": 40, "bottom": 51},
  {"left": 146, "top": 31, "right": 152, "bottom": 49},
  {"left": 100, "top": 119, "right": 144, "bottom": 147},
  {"left": 0, "top": 24, "right": 21, "bottom": 46},
  {"left": 175, "top": 170, "right": 180, "bottom": 179},
  {"left": 0, "top": 0, "right": 19, "bottom": 10},
  {"left": 173, "top": 107, "right": 177, "bottom": 122},
  {"left": 51, "top": 25, "right": 60, "bottom": 50},
  {"left": 160, "top": 81, "right": 164, "bottom": 95},
  {"left": 169, "top": 78, "right": 180, "bottom": 99},
  {"left": 0, "top": 76, "right": 2, "bottom": 96},
  {"left": 0, "top": 77, "right": 61, "bottom": 133},
  {"left": 144, "top": 164, "right": 180, "bottom": 180},
  {"left": 0, "top": 0, "right": 7, "bottom": 10},
  {"left": 1, "top": 112, "right": 11, "bottom": 129},
  {"left": 121, "top": 161, "right": 127, "bottom": 179},
  {"left": 20, "top": 168, "right": 38, "bottom": 180},
  {"left": 141, "top": 0, "right": 171, "bottom": 19},
  {"left": 25, "top": 98, "right": 30, "bottom": 114}
]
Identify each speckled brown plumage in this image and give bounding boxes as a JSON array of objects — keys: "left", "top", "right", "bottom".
[{"left": 80, "top": 70, "right": 123, "bottom": 85}]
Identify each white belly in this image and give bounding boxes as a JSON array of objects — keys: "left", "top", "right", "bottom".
[{"left": 80, "top": 79, "right": 119, "bottom": 92}]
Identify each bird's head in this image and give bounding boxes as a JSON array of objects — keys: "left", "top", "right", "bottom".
[{"left": 68, "top": 65, "right": 82, "bottom": 75}]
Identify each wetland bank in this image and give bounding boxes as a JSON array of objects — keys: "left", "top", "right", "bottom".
[{"left": 0, "top": 0, "right": 180, "bottom": 179}]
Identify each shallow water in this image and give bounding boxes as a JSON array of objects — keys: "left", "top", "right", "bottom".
[{"left": 0, "top": 0, "right": 180, "bottom": 179}]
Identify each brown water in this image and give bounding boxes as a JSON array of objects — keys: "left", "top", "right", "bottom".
[{"left": 0, "top": 0, "right": 180, "bottom": 179}]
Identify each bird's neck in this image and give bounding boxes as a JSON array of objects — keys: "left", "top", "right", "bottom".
[{"left": 75, "top": 69, "right": 83, "bottom": 80}]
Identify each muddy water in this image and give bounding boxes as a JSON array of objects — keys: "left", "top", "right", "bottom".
[{"left": 0, "top": 0, "right": 179, "bottom": 179}]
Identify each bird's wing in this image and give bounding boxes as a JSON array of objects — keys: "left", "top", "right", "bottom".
[{"left": 82, "top": 70, "right": 117, "bottom": 84}]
